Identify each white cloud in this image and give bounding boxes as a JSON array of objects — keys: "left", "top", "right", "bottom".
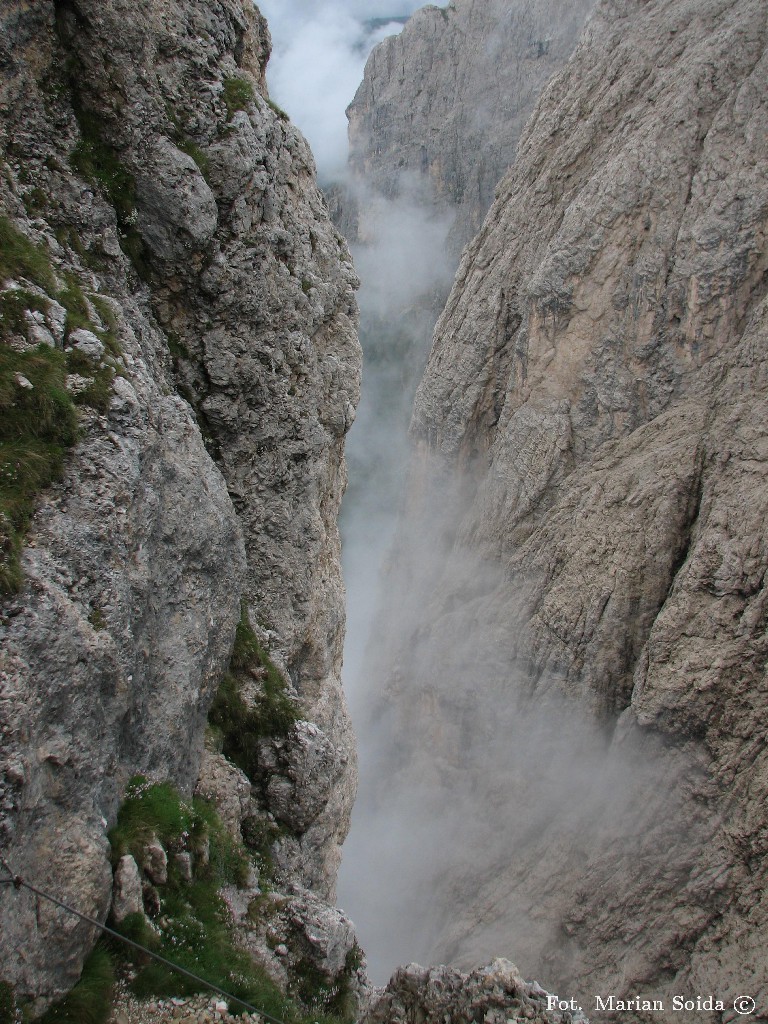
[{"left": 257, "top": 0, "right": 448, "bottom": 181}]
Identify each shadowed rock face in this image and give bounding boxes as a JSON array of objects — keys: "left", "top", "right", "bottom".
[
  {"left": 368, "top": 0, "right": 768, "bottom": 1012},
  {"left": 0, "top": 0, "right": 359, "bottom": 1005},
  {"left": 347, "top": 0, "right": 596, "bottom": 249}
]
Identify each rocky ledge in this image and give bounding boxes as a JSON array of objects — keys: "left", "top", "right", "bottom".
[{"left": 362, "top": 960, "right": 588, "bottom": 1024}]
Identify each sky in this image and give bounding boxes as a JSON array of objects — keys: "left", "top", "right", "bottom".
[{"left": 257, "top": 0, "right": 449, "bottom": 181}]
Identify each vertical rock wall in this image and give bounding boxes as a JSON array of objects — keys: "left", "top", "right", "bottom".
[
  {"left": 370, "top": 0, "right": 768, "bottom": 1012},
  {"left": 347, "top": 0, "right": 596, "bottom": 249},
  {"left": 0, "top": 0, "right": 359, "bottom": 1005}
]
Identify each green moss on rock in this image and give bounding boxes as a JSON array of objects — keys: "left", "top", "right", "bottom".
[
  {"left": 37, "top": 945, "right": 114, "bottom": 1024},
  {"left": 222, "top": 77, "right": 254, "bottom": 120},
  {"left": 0, "top": 344, "right": 78, "bottom": 593},
  {"left": 0, "top": 216, "right": 57, "bottom": 292}
]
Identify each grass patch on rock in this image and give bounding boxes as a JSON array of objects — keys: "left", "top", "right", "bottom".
[
  {"left": 209, "top": 605, "right": 299, "bottom": 782},
  {"left": 107, "top": 778, "right": 296, "bottom": 1019},
  {"left": 0, "top": 289, "right": 50, "bottom": 341},
  {"left": 68, "top": 110, "right": 149, "bottom": 279},
  {"left": 37, "top": 945, "right": 114, "bottom": 1024},
  {"left": 222, "top": 77, "right": 254, "bottom": 120},
  {"left": 290, "top": 948, "right": 360, "bottom": 1024},
  {"left": 64, "top": 347, "right": 117, "bottom": 414},
  {"left": 176, "top": 138, "right": 212, "bottom": 182},
  {"left": 0, "top": 216, "right": 57, "bottom": 292},
  {"left": 0, "top": 344, "right": 78, "bottom": 593},
  {"left": 0, "top": 223, "right": 122, "bottom": 592},
  {"left": 69, "top": 111, "right": 135, "bottom": 225},
  {"left": 267, "top": 98, "right": 289, "bottom": 122},
  {"left": 58, "top": 274, "right": 92, "bottom": 334}
]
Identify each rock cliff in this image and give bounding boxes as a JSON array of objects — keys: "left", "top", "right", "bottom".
[
  {"left": 336, "top": 3, "right": 597, "bottom": 790},
  {"left": 347, "top": 0, "right": 596, "bottom": 249},
  {"left": 368, "top": 0, "right": 768, "bottom": 1013},
  {"left": 336, "top": 1, "right": 598, "bottom": 698},
  {"left": 0, "top": 0, "right": 359, "bottom": 1010}
]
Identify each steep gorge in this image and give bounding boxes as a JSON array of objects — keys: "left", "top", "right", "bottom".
[
  {"left": 352, "top": 0, "right": 768, "bottom": 1015},
  {"left": 337, "top": 0, "right": 597, "bottom": 790},
  {"left": 2, "top": 0, "right": 767, "bottom": 1020}
]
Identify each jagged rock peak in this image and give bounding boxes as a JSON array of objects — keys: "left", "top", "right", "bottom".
[{"left": 362, "top": 960, "right": 589, "bottom": 1024}]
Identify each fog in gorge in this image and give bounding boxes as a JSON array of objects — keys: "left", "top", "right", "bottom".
[
  {"left": 258, "top": 0, "right": 689, "bottom": 993},
  {"left": 257, "top": 0, "right": 444, "bottom": 182},
  {"left": 258, "top": 0, "right": 454, "bottom": 730},
  {"left": 258, "top": 0, "right": 460, "bottom": 980}
]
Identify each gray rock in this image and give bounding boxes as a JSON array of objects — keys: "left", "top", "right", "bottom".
[
  {"left": 134, "top": 137, "right": 218, "bottom": 264},
  {"left": 284, "top": 888, "right": 357, "bottom": 979},
  {"left": 0, "top": 0, "right": 359, "bottom": 1005},
  {"left": 111, "top": 855, "right": 143, "bottom": 923},
  {"left": 262, "top": 720, "right": 343, "bottom": 834},
  {"left": 26, "top": 321, "right": 56, "bottom": 348},
  {"left": 64, "top": 372, "right": 94, "bottom": 396},
  {"left": 362, "top": 959, "right": 586, "bottom": 1024},
  {"left": 174, "top": 852, "right": 192, "bottom": 882},
  {"left": 348, "top": 0, "right": 596, "bottom": 251},
  {"left": 44, "top": 299, "right": 68, "bottom": 343},
  {"left": 69, "top": 328, "right": 105, "bottom": 361},
  {"left": 49, "top": 0, "right": 361, "bottom": 903},
  {"left": 195, "top": 750, "right": 252, "bottom": 843},
  {"left": 141, "top": 839, "right": 167, "bottom": 886}
]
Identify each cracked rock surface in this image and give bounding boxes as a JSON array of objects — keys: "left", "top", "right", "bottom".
[
  {"left": 361, "top": 960, "right": 587, "bottom": 1024},
  {"left": 347, "top": 0, "right": 596, "bottom": 250}
]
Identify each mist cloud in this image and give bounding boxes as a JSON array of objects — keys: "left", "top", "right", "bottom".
[
  {"left": 337, "top": 455, "right": 707, "bottom": 989},
  {"left": 258, "top": 0, "right": 448, "bottom": 181}
]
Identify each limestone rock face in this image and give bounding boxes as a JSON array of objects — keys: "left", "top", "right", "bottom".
[
  {"left": 0, "top": 0, "right": 359, "bottom": 1005},
  {"left": 347, "top": 0, "right": 596, "bottom": 248},
  {"left": 373, "top": 0, "right": 768, "bottom": 1010},
  {"left": 195, "top": 748, "right": 370, "bottom": 1017}
]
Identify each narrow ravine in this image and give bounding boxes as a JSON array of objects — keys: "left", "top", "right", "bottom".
[
  {"left": 257, "top": 0, "right": 455, "bottom": 985},
  {"left": 262, "top": 0, "right": 768, "bottom": 1012},
  {"left": 343, "top": 0, "right": 768, "bottom": 1014},
  {"left": 260, "top": 0, "right": 598, "bottom": 987},
  {"left": 2, "top": 0, "right": 766, "bottom": 1019}
]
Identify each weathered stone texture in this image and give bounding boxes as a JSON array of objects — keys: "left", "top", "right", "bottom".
[
  {"left": 375, "top": 0, "right": 768, "bottom": 1012},
  {"left": 348, "top": 0, "right": 596, "bottom": 248},
  {"left": 0, "top": 0, "right": 359, "bottom": 1004},
  {"left": 362, "top": 960, "right": 586, "bottom": 1024}
]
